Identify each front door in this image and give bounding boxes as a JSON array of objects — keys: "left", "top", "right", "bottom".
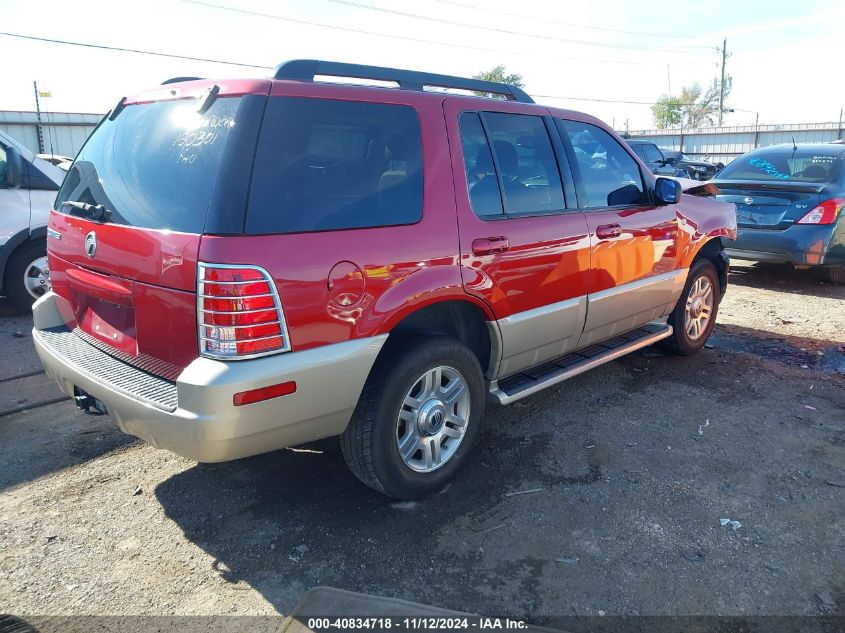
[
  {"left": 555, "top": 118, "right": 682, "bottom": 347},
  {"left": 444, "top": 99, "right": 591, "bottom": 377}
]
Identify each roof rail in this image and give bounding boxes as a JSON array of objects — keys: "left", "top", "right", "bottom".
[
  {"left": 161, "top": 77, "right": 204, "bottom": 85},
  {"left": 273, "top": 59, "right": 534, "bottom": 104}
]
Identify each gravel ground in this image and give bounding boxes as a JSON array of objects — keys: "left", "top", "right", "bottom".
[{"left": 0, "top": 261, "right": 843, "bottom": 623}]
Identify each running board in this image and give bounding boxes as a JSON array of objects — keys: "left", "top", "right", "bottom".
[{"left": 489, "top": 322, "right": 673, "bottom": 405}]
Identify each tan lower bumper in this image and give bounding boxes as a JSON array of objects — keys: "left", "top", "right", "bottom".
[{"left": 32, "top": 292, "right": 387, "bottom": 462}]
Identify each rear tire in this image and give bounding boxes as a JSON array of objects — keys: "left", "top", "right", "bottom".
[
  {"left": 340, "top": 335, "right": 485, "bottom": 499},
  {"left": 664, "top": 258, "right": 720, "bottom": 356},
  {"left": 5, "top": 241, "right": 49, "bottom": 313},
  {"left": 819, "top": 264, "right": 845, "bottom": 285}
]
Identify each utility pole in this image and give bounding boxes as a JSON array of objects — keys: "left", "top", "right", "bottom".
[
  {"left": 33, "top": 81, "right": 45, "bottom": 154},
  {"left": 717, "top": 38, "right": 727, "bottom": 127}
]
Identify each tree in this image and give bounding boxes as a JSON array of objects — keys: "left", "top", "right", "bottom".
[
  {"left": 472, "top": 65, "right": 524, "bottom": 98},
  {"left": 473, "top": 65, "right": 525, "bottom": 88},
  {"left": 651, "top": 77, "right": 733, "bottom": 129}
]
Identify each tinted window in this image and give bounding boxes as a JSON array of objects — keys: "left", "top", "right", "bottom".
[
  {"left": 643, "top": 143, "right": 663, "bottom": 163},
  {"left": 55, "top": 97, "right": 242, "bottom": 233},
  {"left": 718, "top": 150, "right": 843, "bottom": 183},
  {"left": 484, "top": 112, "right": 565, "bottom": 215},
  {"left": 459, "top": 112, "right": 503, "bottom": 217},
  {"left": 629, "top": 144, "right": 646, "bottom": 160},
  {"left": 247, "top": 98, "right": 423, "bottom": 234},
  {"left": 558, "top": 120, "right": 648, "bottom": 209}
]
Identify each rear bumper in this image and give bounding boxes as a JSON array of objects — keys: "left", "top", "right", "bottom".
[
  {"left": 724, "top": 223, "right": 844, "bottom": 266},
  {"left": 32, "top": 291, "right": 386, "bottom": 462}
]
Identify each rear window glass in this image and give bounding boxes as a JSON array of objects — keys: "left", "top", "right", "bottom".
[
  {"left": 719, "top": 150, "right": 844, "bottom": 183},
  {"left": 56, "top": 97, "right": 242, "bottom": 233},
  {"left": 246, "top": 97, "right": 423, "bottom": 234}
]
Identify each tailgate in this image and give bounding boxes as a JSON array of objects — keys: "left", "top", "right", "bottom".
[{"left": 48, "top": 213, "right": 200, "bottom": 379}]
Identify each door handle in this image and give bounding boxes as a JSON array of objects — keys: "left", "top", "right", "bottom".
[
  {"left": 472, "top": 236, "right": 510, "bottom": 255},
  {"left": 596, "top": 224, "right": 623, "bottom": 239}
]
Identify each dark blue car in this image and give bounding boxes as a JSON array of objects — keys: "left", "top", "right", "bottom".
[{"left": 714, "top": 144, "right": 845, "bottom": 284}]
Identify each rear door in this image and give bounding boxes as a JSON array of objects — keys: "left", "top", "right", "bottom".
[
  {"left": 555, "top": 118, "right": 682, "bottom": 347},
  {"left": 444, "top": 99, "right": 590, "bottom": 377},
  {"left": 47, "top": 83, "right": 268, "bottom": 378}
]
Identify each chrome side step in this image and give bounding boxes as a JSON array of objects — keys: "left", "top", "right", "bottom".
[{"left": 489, "top": 322, "right": 673, "bottom": 405}]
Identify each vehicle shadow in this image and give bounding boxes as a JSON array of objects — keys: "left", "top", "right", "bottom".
[
  {"left": 711, "top": 322, "right": 845, "bottom": 374},
  {"left": 727, "top": 260, "right": 845, "bottom": 299},
  {"left": 153, "top": 418, "right": 598, "bottom": 616}
]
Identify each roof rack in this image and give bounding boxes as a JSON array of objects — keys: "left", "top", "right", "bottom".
[
  {"left": 273, "top": 59, "right": 534, "bottom": 104},
  {"left": 161, "top": 77, "right": 204, "bottom": 85}
]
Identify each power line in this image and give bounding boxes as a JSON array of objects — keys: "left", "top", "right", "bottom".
[
  {"left": 0, "top": 31, "right": 702, "bottom": 108},
  {"left": 182, "top": 0, "right": 709, "bottom": 66},
  {"left": 323, "top": 0, "right": 712, "bottom": 52},
  {"left": 430, "top": 0, "right": 691, "bottom": 39},
  {"left": 0, "top": 31, "right": 273, "bottom": 69},
  {"left": 535, "top": 94, "right": 696, "bottom": 106}
]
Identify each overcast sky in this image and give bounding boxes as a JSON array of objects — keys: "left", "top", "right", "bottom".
[{"left": 1, "top": 0, "right": 843, "bottom": 130}]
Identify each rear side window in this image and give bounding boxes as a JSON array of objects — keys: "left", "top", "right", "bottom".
[
  {"left": 246, "top": 98, "right": 423, "bottom": 234},
  {"left": 56, "top": 97, "right": 243, "bottom": 233},
  {"left": 459, "top": 112, "right": 503, "bottom": 217},
  {"left": 558, "top": 120, "right": 648, "bottom": 209},
  {"left": 458, "top": 111, "right": 565, "bottom": 218}
]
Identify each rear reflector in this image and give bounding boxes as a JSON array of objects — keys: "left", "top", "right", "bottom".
[
  {"left": 797, "top": 198, "right": 844, "bottom": 225},
  {"left": 233, "top": 381, "right": 297, "bottom": 406},
  {"left": 198, "top": 263, "right": 291, "bottom": 360}
]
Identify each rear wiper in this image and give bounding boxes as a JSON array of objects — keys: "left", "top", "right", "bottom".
[{"left": 60, "top": 200, "right": 112, "bottom": 223}]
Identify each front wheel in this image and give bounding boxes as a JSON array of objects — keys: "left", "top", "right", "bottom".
[
  {"left": 5, "top": 241, "right": 50, "bottom": 313},
  {"left": 341, "top": 335, "right": 485, "bottom": 499},
  {"left": 664, "top": 258, "right": 720, "bottom": 355}
]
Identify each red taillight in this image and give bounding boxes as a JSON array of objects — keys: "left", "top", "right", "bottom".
[
  {"left": 198, "top": 263, "right": 291, "bottom": 359},
  {"left": 797, "top": 198, "right": 844, "bottom": 225}
]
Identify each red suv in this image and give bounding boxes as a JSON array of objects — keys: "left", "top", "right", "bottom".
[{"left": 32, "top": 60, "right": 736, "bottom": 499}]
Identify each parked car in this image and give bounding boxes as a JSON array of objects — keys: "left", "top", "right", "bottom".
[
  {"left": 624, "top": 139, "right": 676, "bottom": 176},
  {"left": 661, "top": 150, "right": 721, "bottom": 181},
  {"left": 1, "top": 130, "right": 64, "bottom": 311},
  {"left": 32, "top": 60, "right": 736, "bottom": 498},
  {"left": 714, "top": 143, "right": 845, "bottom": 283}
]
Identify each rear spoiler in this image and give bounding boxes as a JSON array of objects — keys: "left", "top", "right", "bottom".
[{"left": 712, "top": 179, "right": 827, "bottom": 194}]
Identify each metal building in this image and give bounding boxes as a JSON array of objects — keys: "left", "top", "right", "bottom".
[
  {"left": 0, "top": 110, "right": 102, "bottom": 158},
  {"left": 625, "top": 121, "right": 844, "bottom": 165}
]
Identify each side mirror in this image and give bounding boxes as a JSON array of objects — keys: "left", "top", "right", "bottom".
[
  {"left": 654, "top": 177, "right": 682, "bottom": 205},
  {"left": 664, "top": 156, "right": 677, "bottom": 166},
  {"left": 4, "top": 146, "right": 24, "bottom": 188}
]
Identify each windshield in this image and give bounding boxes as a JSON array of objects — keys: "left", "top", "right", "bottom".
[
  {"left": 718, "top": 149, "right": 844, "bottom": 184},
  {"left": 56, "top": 96, "right": 243, "bottom": 233}
]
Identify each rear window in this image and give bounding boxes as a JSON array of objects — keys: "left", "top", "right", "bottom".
[
  {"left": 719, "top": 150, "right": 844, "bottom": 183},
  {"left": 56, "top": 97, "right": 243, "bottom": 233},
  {"left": 246, "top": 97, "right": 423, "bottom": 234}
]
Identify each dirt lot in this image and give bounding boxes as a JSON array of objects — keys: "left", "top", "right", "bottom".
[{"left": 0, "top": 260, "right": 843, "bottom": 624}]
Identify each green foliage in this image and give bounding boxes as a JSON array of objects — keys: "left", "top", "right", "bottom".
[
  {"left": 652, "top": 77, "right": 733, "bottom": 129},
  {"left": 473, "top": 65, "right": 525, "bottom": 88}
]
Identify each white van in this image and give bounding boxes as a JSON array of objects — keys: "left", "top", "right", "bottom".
[{"left": 0, "top": 129, "right": 65, "bottom": 311}]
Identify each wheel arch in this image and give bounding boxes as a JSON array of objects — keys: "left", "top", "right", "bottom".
[
  {"left": 689, "top": 237, "right": 729, "bottom": 297},
  {"left": 380, "top": 298, "right": 497, "bottom": 377}
]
